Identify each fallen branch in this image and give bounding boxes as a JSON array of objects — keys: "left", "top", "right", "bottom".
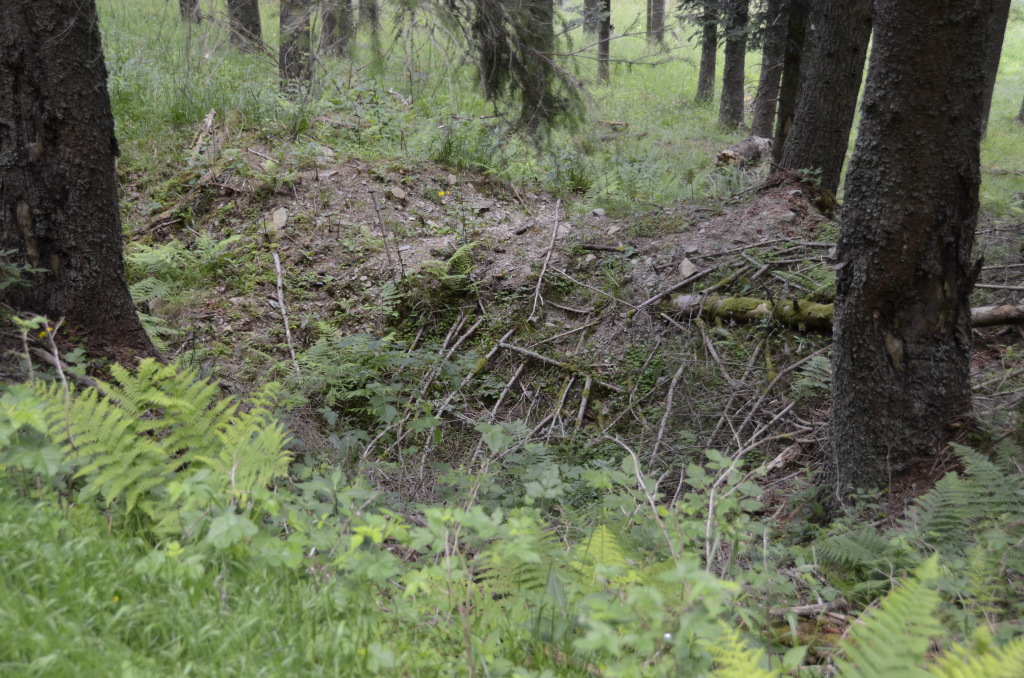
[
  {"left": 768, "top": 600, "right": 849, "bottom": 619},
  {"left": 667, "top": 295, "right": 1024, "bottom": 331},
  {"left": 716, "top": 135, "right": 773, "bottom": 167},
  {"left": 272, "top": 251, "right": 300, "bottom": 377},
  {"left": 530, "top": 199, "right": 562, "bottom": 325},
  {"left": 498, "top": 342, "right": 623, "bottom": 393}
]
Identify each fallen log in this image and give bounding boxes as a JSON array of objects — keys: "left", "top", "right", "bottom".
[
  {"left": 716, "top": 135, "right": 773, "bottom": 167},
  {"left": 666, "top": 295, "right": 1024, "bottom": 332}
]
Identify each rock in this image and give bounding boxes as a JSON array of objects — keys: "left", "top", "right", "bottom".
[
  {"left": 683, "top": 244, "right": 699, "bottom": 254},
  {"left": 272, "top": 207, "right": 288, "bottom": 229},
  {"left": 584, "top": 254, "right": 596, "bottom": 264},
  {"left": 607, "top": 225, "right": 620, "bottom": 236},
  {"left": 446, "top": 174, "right": 457, "bottom": 185},
  {"left": 777, "top": 211, "right": 797, "bottom": 223},
  {"left": 678, "top": 257, "right": 698, "bottom": 278},
  {"left": 468, "top": 200, "right": 495, "bottom": 213},
  {"left": 592, "top": 208, "right": 606, "bottom": 217},
  {"left": 389, "top": 186, "right": 407, "bottom": 202}
]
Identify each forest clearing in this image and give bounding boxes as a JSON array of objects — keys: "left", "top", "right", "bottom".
[{"left": 1, "top": 0, "right": 1024, "bottom": 675}]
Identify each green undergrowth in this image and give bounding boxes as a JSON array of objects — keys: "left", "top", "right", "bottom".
[{"left": 2, "top": 355, "right": 1024, "bottom": 674}]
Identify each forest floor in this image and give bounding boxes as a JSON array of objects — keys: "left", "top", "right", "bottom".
[{"left": 119, "top": 108, "right": 1024, "bottom": 516}]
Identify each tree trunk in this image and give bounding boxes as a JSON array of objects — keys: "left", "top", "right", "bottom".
[
  {"left": 1018, "top": 94, "right": 1024, "bottom": 124},
  {"left": 694, "top": 5, "right": 717, "bottom": 103},
  {"left": 583, "top": 0, "right": 601, "bottom": 35},
  {"left": 718, "top": 0, "right": 749, "bottom": 129},
  {"left": 979, "top": 0, "right": 1011, "bottom": 137},
  {"left": 179, "top": 0, "right": 201, "bottom": 23},
  {"left": 0, "top": 0, "right": 154, "bottom": 358},
  {"left": 227, "top": 0, "right": 262, "bottom": 52},
  {"left": 647, "top": 0, "right": 665, "bottom": 43},
  {"left": 771, "top": 0, "right": 809, "bottom": 163},
  {"left": 828, "top": 0, "right": 989, "bottom": 502},
  {"left": 322, "top": 0, "right": 354, "bottom": 57},
  {"left": 359, "top": 0, "right": 379, "bottom": 28},
  {"left": 280, "top": 0, "right": 313, "bottom": 94},
  {"left": 750, "top": 0, "right": 790, "bottom": 138},
  {"left": 598, "top": 0, "right": 611, "bottom": 83},
  {"left": 780, "top": 0, "right": 873, "bottom": 195},
  {"left": 521, "top": 0, "right": 557, "bottom": 129}
]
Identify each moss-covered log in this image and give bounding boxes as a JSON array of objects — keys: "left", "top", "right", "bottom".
[{"left": 666, "top": 295, "right": 1024, "bottom": 332}]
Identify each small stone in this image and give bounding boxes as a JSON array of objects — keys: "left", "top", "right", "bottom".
[
  {"left": 678, "top": 257, "right": 698, "bottom": 278},
  {"left": 789, "top": 189, "right": 802, "bottom": 196},
  {"left": 584, "top": 254, "right": 596, "bottom": 264},
  {"left": 359, "top": 275, "right": 368, "bottom": 282},
  {"left": 389, "top": 186, "right": 407, "bottom": 202},
  {"left": 591, "top": 208, "right": 606, "bottom": 217},
  {"left": 447, "top": 174, "right": 457, "bottom": 185},
  {"left": 272, "top": 207, "right": 288, "bottom": 229},
  {"left": 683, "top": 244, "right": 699, "bottom": 254},
  {"left": 606, "top": 225, "right": 620, "bottom": 236},
  {"left": 778, "top": 211, "right": 797, "bottom": 223},
  {"left": 469, "top": 200, "right": 495, "bottom": 213}
]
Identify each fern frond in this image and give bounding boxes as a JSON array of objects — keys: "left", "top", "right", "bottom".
[
  {"left": 931, "top": 633, "right": 1024, "bottom": 678},
  {"left": 835, "top": 556, "right": 945, "bottom": 678},
  {"left": 706, "top": 625, "right": 779, "bottom": 678}
]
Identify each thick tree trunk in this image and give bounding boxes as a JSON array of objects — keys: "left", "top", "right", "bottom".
[
  {"left": 750, "top": 0, "right": 790, "bottom": 138},
  {"left": 598, "top": 0, "right": 611, "bottom": 83},
  {"left": 694, "top": 6, "right": 717, "bottom": 103},
  {"left": 322, "top": 0, "right": 354, "bottom": 57},
  {"left": 718, "top": 0, "right": 749, "bottom": 129},
  {"left": 1018, "top": 94, "right": 1024, "bottom": 124},
  {"left": 771, "top": 0, "right": 809, "bottom": 163},
  {"left": 227, "top": 0, "right": 262, "bottom": 52},
  {"left": 828, "top": 0, "right": 989, "bottom": 502},
  {"left": 979, "top": 0, "right": 1011, "bottom": 137},
  {"left": 583, "top": 0, "right": 601, "bottom": 34},
  {"left": 521, "top": 0, "right": 557, "bottom": 129},
  {"left": 0, "top": 1, "right": 154, "bottom": 357},
  {"left": 179, "top": 0, "right": 201, "bottom": 23},
  {"left": 646, "top": 0, "right": 665, "bottom": 43},
  {"left": 280, "top": 0, "right": 313, "bottom": 94},
  {"left": 780, "top": 0, "right": 873, "bottom": 196}
]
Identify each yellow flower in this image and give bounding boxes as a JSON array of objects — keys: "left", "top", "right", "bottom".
[
  {"left": 438, "top": 190, "right": 446, "bottom": 197},
  {"left": 113, "top": 595, "right": 120, "bottom": 603}
]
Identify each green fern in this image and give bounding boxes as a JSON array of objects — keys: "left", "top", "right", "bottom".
[
  {"left": 930, "top": 631, "right": 1024, "bottom": 678},
  {"left": 36, "top": 359, "right": 291, "bottom": 530},
  {"left": 706, "top": 625, "right": 779, "bottom": 678},
  {"left": 835, "top": 556, "right": 946, "bottom": 678}
]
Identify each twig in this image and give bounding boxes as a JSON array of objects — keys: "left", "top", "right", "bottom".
[
  {"left": 499, "top": 342, "right": 623, "bottom": 393},
  {"left": 736, "top": 346, "right": 828, "bottom": 440},
  {"left": 370, "top": 191, "right": 404, "bottom": 278},
  {"left": 29, "top": 348, "right": 101, "bottom": 393},
  {"left": 975, "top": 283, "right": 1024, "bottom": 291},
  {"left": 530, "top": 199, "right": 562, "bottom": 323},
  {"left": 651, "top": 363, "right": 686, "bottom": 463},
  {"left": 272, "top": 251, "right": 301, "bottom": 377},
  {"left": 768, "top": 600, "right": 849, "bottom": 618},
  {"left": 551, "top": 268, "right": 639, "bottom": 309},
  {"left": 635, "top": 266, "right": 717, "bottom": 310},
  {"left": 532, "top": 319, "right": 602, "bottom": 347},
  {"left": 605, "top": 435, "right": 678, "bottom": 560},
  {"left": 574, "top": 376, "right": 593, "bottom": 432},
  {"left": 579, "top": 243, "right": 625, "bottom": 253}
]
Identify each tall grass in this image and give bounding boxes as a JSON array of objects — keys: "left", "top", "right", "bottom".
[{"left": 96, "top": 0, "right": 1024, "bottom": 212}]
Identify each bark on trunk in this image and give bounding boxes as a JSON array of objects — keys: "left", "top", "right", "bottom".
[
  {"left": 227, "top": 0, "right": 262, "bottom": 52},
  {"left": 583, "top": 0, "right": 601, "bottom": 34},
  {"left": 646, "top": 0, "right": 665, "bottom": 43},
  {"left": 598, "top": 0, "right": 611, "bottom": 83},
  {"left": 521, "top": 0, "right": 558, "bottom": 130},
  {"left": 359, "top": 0, "right": 379, "bottom": 28},
  {"left": 1018, "top": 94, "right": 1024, "bottom": 124},
  {"left": 828, "top": 0, "right": 990, "bottom": 501},
  {"left": 280, "top": 0, "right": 313, "bottom": 94},
  {"left": 750, "top": 0, "right": 790, "bottom": 138},
  {"left": 779, "top": 0, "right": 873, "bottom": 196},
  {"left": 0, "top": 0, "right": 154, "bottom": 357},
  {"left": 718, "top": 0, "right": 749, "bottom": 129},
  {"left": 179, "top": 0, "right": 201, "bottom": 23},
  {"left": 694, "top": 6, "right": 717, "bottom": 103},
  {"left": 322, "top": 0, "right": 354, "bottom": 57},
  {"left": 771, "top": 0, "right": 809, "bottom": 163},
  {"left": 979, "top": 0, "right": 1011, "bottom": 137}
]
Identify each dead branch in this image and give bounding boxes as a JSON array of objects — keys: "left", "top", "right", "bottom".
[
  {"left": 498, "top": 342, "right": 623, "bottom": 393},
  {"left": 716, "top": 136, "right": 773, "bottom": 167}
]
